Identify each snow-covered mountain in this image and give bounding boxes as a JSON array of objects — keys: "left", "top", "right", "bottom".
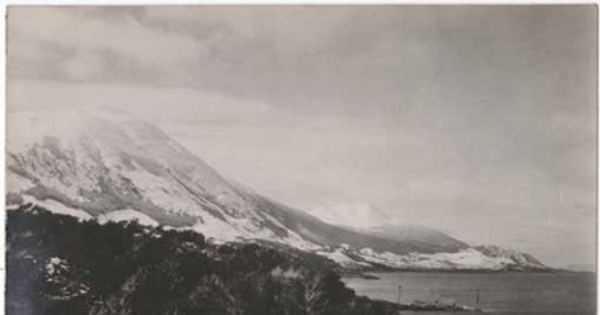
[
  {"left": 6, "top": 109, "right": 549, "bottom": 271},
  {"left": 7, "top": 110, "right": 319, "bottom": 249},
  {"left": 309, "top": 203, "right": 468, "bottom": 252}
]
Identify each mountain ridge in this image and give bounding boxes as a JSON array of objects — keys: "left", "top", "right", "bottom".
[{"left": 6, "top": 110, "right": 549, "bottom": 271}]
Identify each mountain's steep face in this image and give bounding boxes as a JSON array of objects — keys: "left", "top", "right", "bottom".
[
  {"left": 8, "top": 112, "right": 248, "bottom": 218},
  {"left": 6, "top": 110, "right": 549, "bottom": 271},
  {"left": 7, "top": 110, "right": 317, "bottom": 250}
]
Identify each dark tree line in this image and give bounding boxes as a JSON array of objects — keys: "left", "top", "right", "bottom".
[{"left": 6, "top": 205, "right": 399, "bottom": 315}]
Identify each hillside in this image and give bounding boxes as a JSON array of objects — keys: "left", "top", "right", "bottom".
[{"left": 7, "top": 205, "right": 399, "bottom": 315}]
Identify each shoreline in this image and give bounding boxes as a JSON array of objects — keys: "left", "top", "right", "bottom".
[{"left": 340, "top": 267, "right": 590, "bottom": 280}]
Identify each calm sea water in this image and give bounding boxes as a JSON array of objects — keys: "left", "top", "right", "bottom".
[{"left": 343, "top": 271, "right": 596, "bottom": 315}]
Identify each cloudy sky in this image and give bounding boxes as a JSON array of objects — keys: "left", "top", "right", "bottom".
[{"left": 7, "top": 6, "right": 597, "bottom": 268}]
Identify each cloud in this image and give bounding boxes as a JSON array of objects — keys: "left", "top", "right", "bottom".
[
  {"left": 7, "top": 79, "right": 272, "bottom": 120},
  {"left": 8, "top": 6, "right": 207, "bottom": 82},
  {"left": 7, "top": 6, "right": 364, "bottom": 87},
  {"left": 142, "top": 6, "right": 351, "bottom": 53}
]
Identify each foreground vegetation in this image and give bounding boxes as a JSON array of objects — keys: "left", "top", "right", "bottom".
[{"left": 7, "top": 205, "right": 399, "bottom": 315}]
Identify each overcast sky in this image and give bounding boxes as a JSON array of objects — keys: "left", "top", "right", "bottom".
[{"left": 7, "top": 6, "right": 597, "bottom": 268}]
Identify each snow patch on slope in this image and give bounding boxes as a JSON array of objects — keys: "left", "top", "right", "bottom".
[
  {"left": 98, "top": 209, "right": 159, "bottom": 227},
  {"left": 316, "top": 249, "right": 360, "bottom": 267},
  {"left": 188, "top": 214, "right": 246, "bottom": 243},
  {"left": 19, "top": 195, "right": 94, "bottom": 221},
  {"left": 185, "top": 213, "right": 321, "bottom": 250},
  {"left": 315, "top": 245, "right": 371, "bottom": 268}
]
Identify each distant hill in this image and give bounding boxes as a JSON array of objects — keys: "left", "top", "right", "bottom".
[
  {"left": 365, "top": 224, "right": 469, "bottom": 253},
  {"left": 307, "top": 203, "right": 468, "bottom": 252},
  {"left": 567, "top": 264, "right": 596, "bottom": 273}
]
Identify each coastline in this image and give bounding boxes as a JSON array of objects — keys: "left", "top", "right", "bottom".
[{"left": 340, "top": 267, "right": 590, "bottom": 280}]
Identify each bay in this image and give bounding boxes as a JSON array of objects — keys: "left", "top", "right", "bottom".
[{"left": 343, "top": 271, "right": 596, "bottom": 315}]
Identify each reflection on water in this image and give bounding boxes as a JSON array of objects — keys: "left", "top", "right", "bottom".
[{"left": 343, "top": 271, "right": 596, "bottom": 315}]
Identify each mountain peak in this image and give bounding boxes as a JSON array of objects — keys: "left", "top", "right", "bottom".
[{"left": 308, "top": 203, "right": 392, "bottom": 229}]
